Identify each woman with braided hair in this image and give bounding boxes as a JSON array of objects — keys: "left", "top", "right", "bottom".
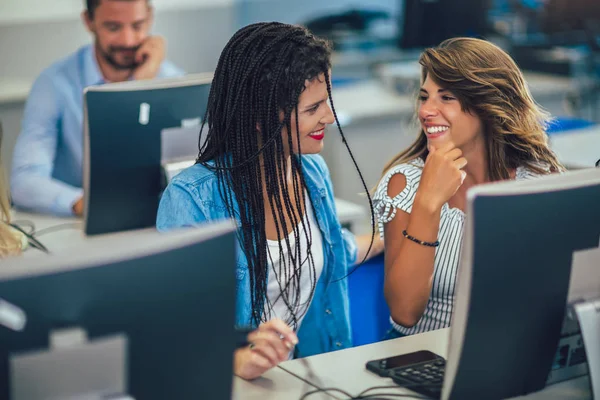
[{"left": 157, "top": 22, "right": 383, "bottom": 379}]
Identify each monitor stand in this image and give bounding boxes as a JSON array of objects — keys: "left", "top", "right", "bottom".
[{"left": 574, "top": 298, "right": 600, "bottom": 399}]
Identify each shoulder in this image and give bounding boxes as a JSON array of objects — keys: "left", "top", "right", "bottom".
[
  {"left": 373, "top": 159, "right": 425, "bottom": 225},
  {"left": 158, "top": 60, "right": 185, "bottom": 78},
  {"left": 169, "top": 162, "right": 220, "bottom": 195},
  {"left": 31, "top": 47, "right": 85, "bottom": 94},
  {"left": 49, "top": 46, "right": 87, "bottom": 80},
  {"left": 375, "top": 159, "right": 424, "bottom": 198},
  {"left": 299, "top": 154, "right": 335, "bottom": 206},
  {"left": 301, "top": 154, "right": 329, "bottom": 175},
  {"left": 157, "top": 162, "right": 229, "bottom": 231},
  {"left": 516, "top": 162, "right": 554, "bottom": 181},
  {"left": 299, "top": 154, "right": 333, "bottom": 192}
]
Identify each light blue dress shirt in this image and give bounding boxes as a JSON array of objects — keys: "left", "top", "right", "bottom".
[
  {"left": 10, "top": 44, "right": 184, "bottom": 216},
  {"left": 156, "top": 154, "right": 358, "bottom": 358}
]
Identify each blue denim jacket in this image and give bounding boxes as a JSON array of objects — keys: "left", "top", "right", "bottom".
[{"left": 156, "top": 154, "right": 357, "bottom": 357}]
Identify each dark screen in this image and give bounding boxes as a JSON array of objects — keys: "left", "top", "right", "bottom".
[
  {"left": 399, "top": 0, "right": 490, "bottom": 49},
  {"left": 0, "top": 228, "right": 237, "bottom": 400},
  {"left": 382, "top": 350, "right": 440, "bottom": 369}
]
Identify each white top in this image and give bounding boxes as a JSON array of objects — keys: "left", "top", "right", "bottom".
[
  {"left": 373, "top": 158, "right": 544, "bottom": 335},
  {"left": 263, "top": 194, "right": 324, "bottom": 332}
]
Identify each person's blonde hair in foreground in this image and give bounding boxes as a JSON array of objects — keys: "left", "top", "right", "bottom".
[
  {"left": 0, "top": 164, "right": 23, "bottom": 257},
  {"left": 374, "top": 37, "right": 564, "bottom": 338}
]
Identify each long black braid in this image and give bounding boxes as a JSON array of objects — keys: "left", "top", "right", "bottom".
[{"left": 196, "top": 22, "right": 374, "bottom": 328}]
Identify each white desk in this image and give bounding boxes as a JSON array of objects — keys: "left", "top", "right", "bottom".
[
  {"left": 10, "top": 211, "right": 83, "bottom": 256},
  {"left": 549, "top": 126, "right": 600, "bottom": 169},
  {"left": 0, "top": 78, "right": 31, "bottom": 105},
  {"left": 11, "top": 197, "right": 367, "bottom": 256},
  {"left": 279, "top": 328, "right": 592, "bottom": 400},
  {"left": 232, "top": 367, "right": 330, "bottom": 400}
]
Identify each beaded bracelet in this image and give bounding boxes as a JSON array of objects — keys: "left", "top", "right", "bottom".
[{"left": 402, "top": 230, "right": 439, "bottom": 247}]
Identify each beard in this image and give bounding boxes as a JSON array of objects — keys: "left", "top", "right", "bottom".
[{"left": 95, "top": 41, "right": 141, "bottom": 71}]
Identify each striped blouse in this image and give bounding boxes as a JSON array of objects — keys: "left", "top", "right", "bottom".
[{"left": 373, "top": 158, "right": 543, "bottom": 335}]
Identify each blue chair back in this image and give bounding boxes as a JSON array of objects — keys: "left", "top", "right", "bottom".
[
  {"left": 348, "top": 253, "right": 390, "bottom": 346},
  {"left": 547, "top": 117, "right": 595, "bottom": 135}
]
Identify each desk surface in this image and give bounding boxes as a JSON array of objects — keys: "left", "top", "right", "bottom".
[
  {"left": 232, "top": 366, "right": 330, "bottom": 400},
  {"left": 12, "top": 197, "right": 367, "bottom": 256},
  {"left": 0, "top": 78, "right": 32, "bottom": 104},
  {"left": 549, "top": 125, "right": 600, "bottom": 169},
  {"left": 279, "top": 328, "right": 591, "bottom": 400}
]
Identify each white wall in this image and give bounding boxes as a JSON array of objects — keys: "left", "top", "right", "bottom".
[{"left": 0, "top": 0, "right": 235, "bottom": 25}]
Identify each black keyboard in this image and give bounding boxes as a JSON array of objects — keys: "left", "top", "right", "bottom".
[{"left": 389, "top": 358, "right": 445, "bottom": 399}]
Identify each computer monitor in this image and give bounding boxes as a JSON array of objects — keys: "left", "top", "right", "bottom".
[
  {"left": 398, "top": 0, "right": 488, "bottom": 49},
  {"left": 83, "top": 73, "right": 213, "bottom": 236},
  {"left": 398, "top": 0, "right": 490, "bottom": 49},
  {"left": 541, "top": 0, "right": 600, "bottom": 38},
  {"left": 0, "top": 220, "right": 237, "bottom": 400},
  {"left": 442, "top": 167, "right": 600, "bottom": 400}
]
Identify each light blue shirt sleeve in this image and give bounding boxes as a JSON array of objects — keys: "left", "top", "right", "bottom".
[
  {"left": 10, "top": 73, "right": 83, "bottom": 216},
  {"left": 158, "top": 60, "right": 185, "bottom": 79}
]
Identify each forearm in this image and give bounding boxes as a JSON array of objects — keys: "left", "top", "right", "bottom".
[
  {"left": 11, "top": 171, "right": 82, "bottom": 216},
  {"left": 384, "top": 198, "right": 442, "bottom": 327}
]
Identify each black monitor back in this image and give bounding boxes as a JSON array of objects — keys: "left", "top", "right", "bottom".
[
  {"left": 0, "top": 222, "right": 236, "bottom": 400},
  {"left": 445, "top": 168, "right": 600, "bottom": 400},
  {"left": 83, "top": 74, "right": 212, "bottom": 236},
  {"left": 399, "top": 0, "right": 489, "bottom": 49}
]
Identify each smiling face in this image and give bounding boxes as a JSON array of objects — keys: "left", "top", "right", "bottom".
[
  {"left": 282, "top": 72, "right": 335, "bottom": 155},
  {"left": 418, "top": 75, "right": 485, "bottom": 151}
]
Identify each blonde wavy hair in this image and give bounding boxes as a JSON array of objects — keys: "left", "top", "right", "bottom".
[
  {"left": 0, "top": 125, "right": 22, "bottom": 257},
  {"left": 0, "top": 170, "right": 21, "bottom": 257},
  {"left": 384, "top": 37, "right": 564, "bottom": 179}
]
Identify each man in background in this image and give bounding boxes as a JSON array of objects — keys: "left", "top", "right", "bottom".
[{"left": 11, "top": 0, "right": 183, "bottom": 216}]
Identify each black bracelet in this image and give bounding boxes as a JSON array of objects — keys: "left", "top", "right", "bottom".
[{"left": 402, "top": 230, "right": 439, "bottom": 247}]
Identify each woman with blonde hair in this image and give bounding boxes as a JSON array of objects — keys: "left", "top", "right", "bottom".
[
  {"left": 373, "top": 37, "right": 563, "bottom": 338},
  {"left": 0, "top": 170, "right": 24, "bottom": 257},
  {"left": 0, "top": 124, "right": 25, "bottom": 257}
]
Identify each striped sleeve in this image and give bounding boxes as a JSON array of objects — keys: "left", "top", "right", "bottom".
[{"left": 373, "top": 162, "right": 422, "bottom": 239}]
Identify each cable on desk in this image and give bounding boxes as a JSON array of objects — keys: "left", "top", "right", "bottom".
[
  {"left": 357, "top": 394, "right": 428, "bottom": 399},
  {"left": 10, "top": 219, "right": 35, "bottom": 235},
  {"left": 10, "top": 220, "right": 35, "bottom": 235},
  {"left": 357, "top": 385, "right": 436, "bottom": 398},
  {"left": 299, "top": 386, "right": 429, "bottom": 399},
  {"left": 34, "top": 222, "right": 82, "bottom": 237},
  {"left": 299, "top": 387, "right": 355, "bottom": 400},
  {"left": 282, "top": 351, "right": 436, "bottom": 400},
  {"left": 9, "top": 220, "right": 82, "bottom": 254},
  {"left": 298, "top": 382, "right": 437, "bottom": 399},
  {"left": 9, "top": 223, "right": 49, "bottom": 254}
]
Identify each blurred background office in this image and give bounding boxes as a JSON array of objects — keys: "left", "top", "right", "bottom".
[{"left": 1, "top": 0, "right": 599, "bottom": 232}]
